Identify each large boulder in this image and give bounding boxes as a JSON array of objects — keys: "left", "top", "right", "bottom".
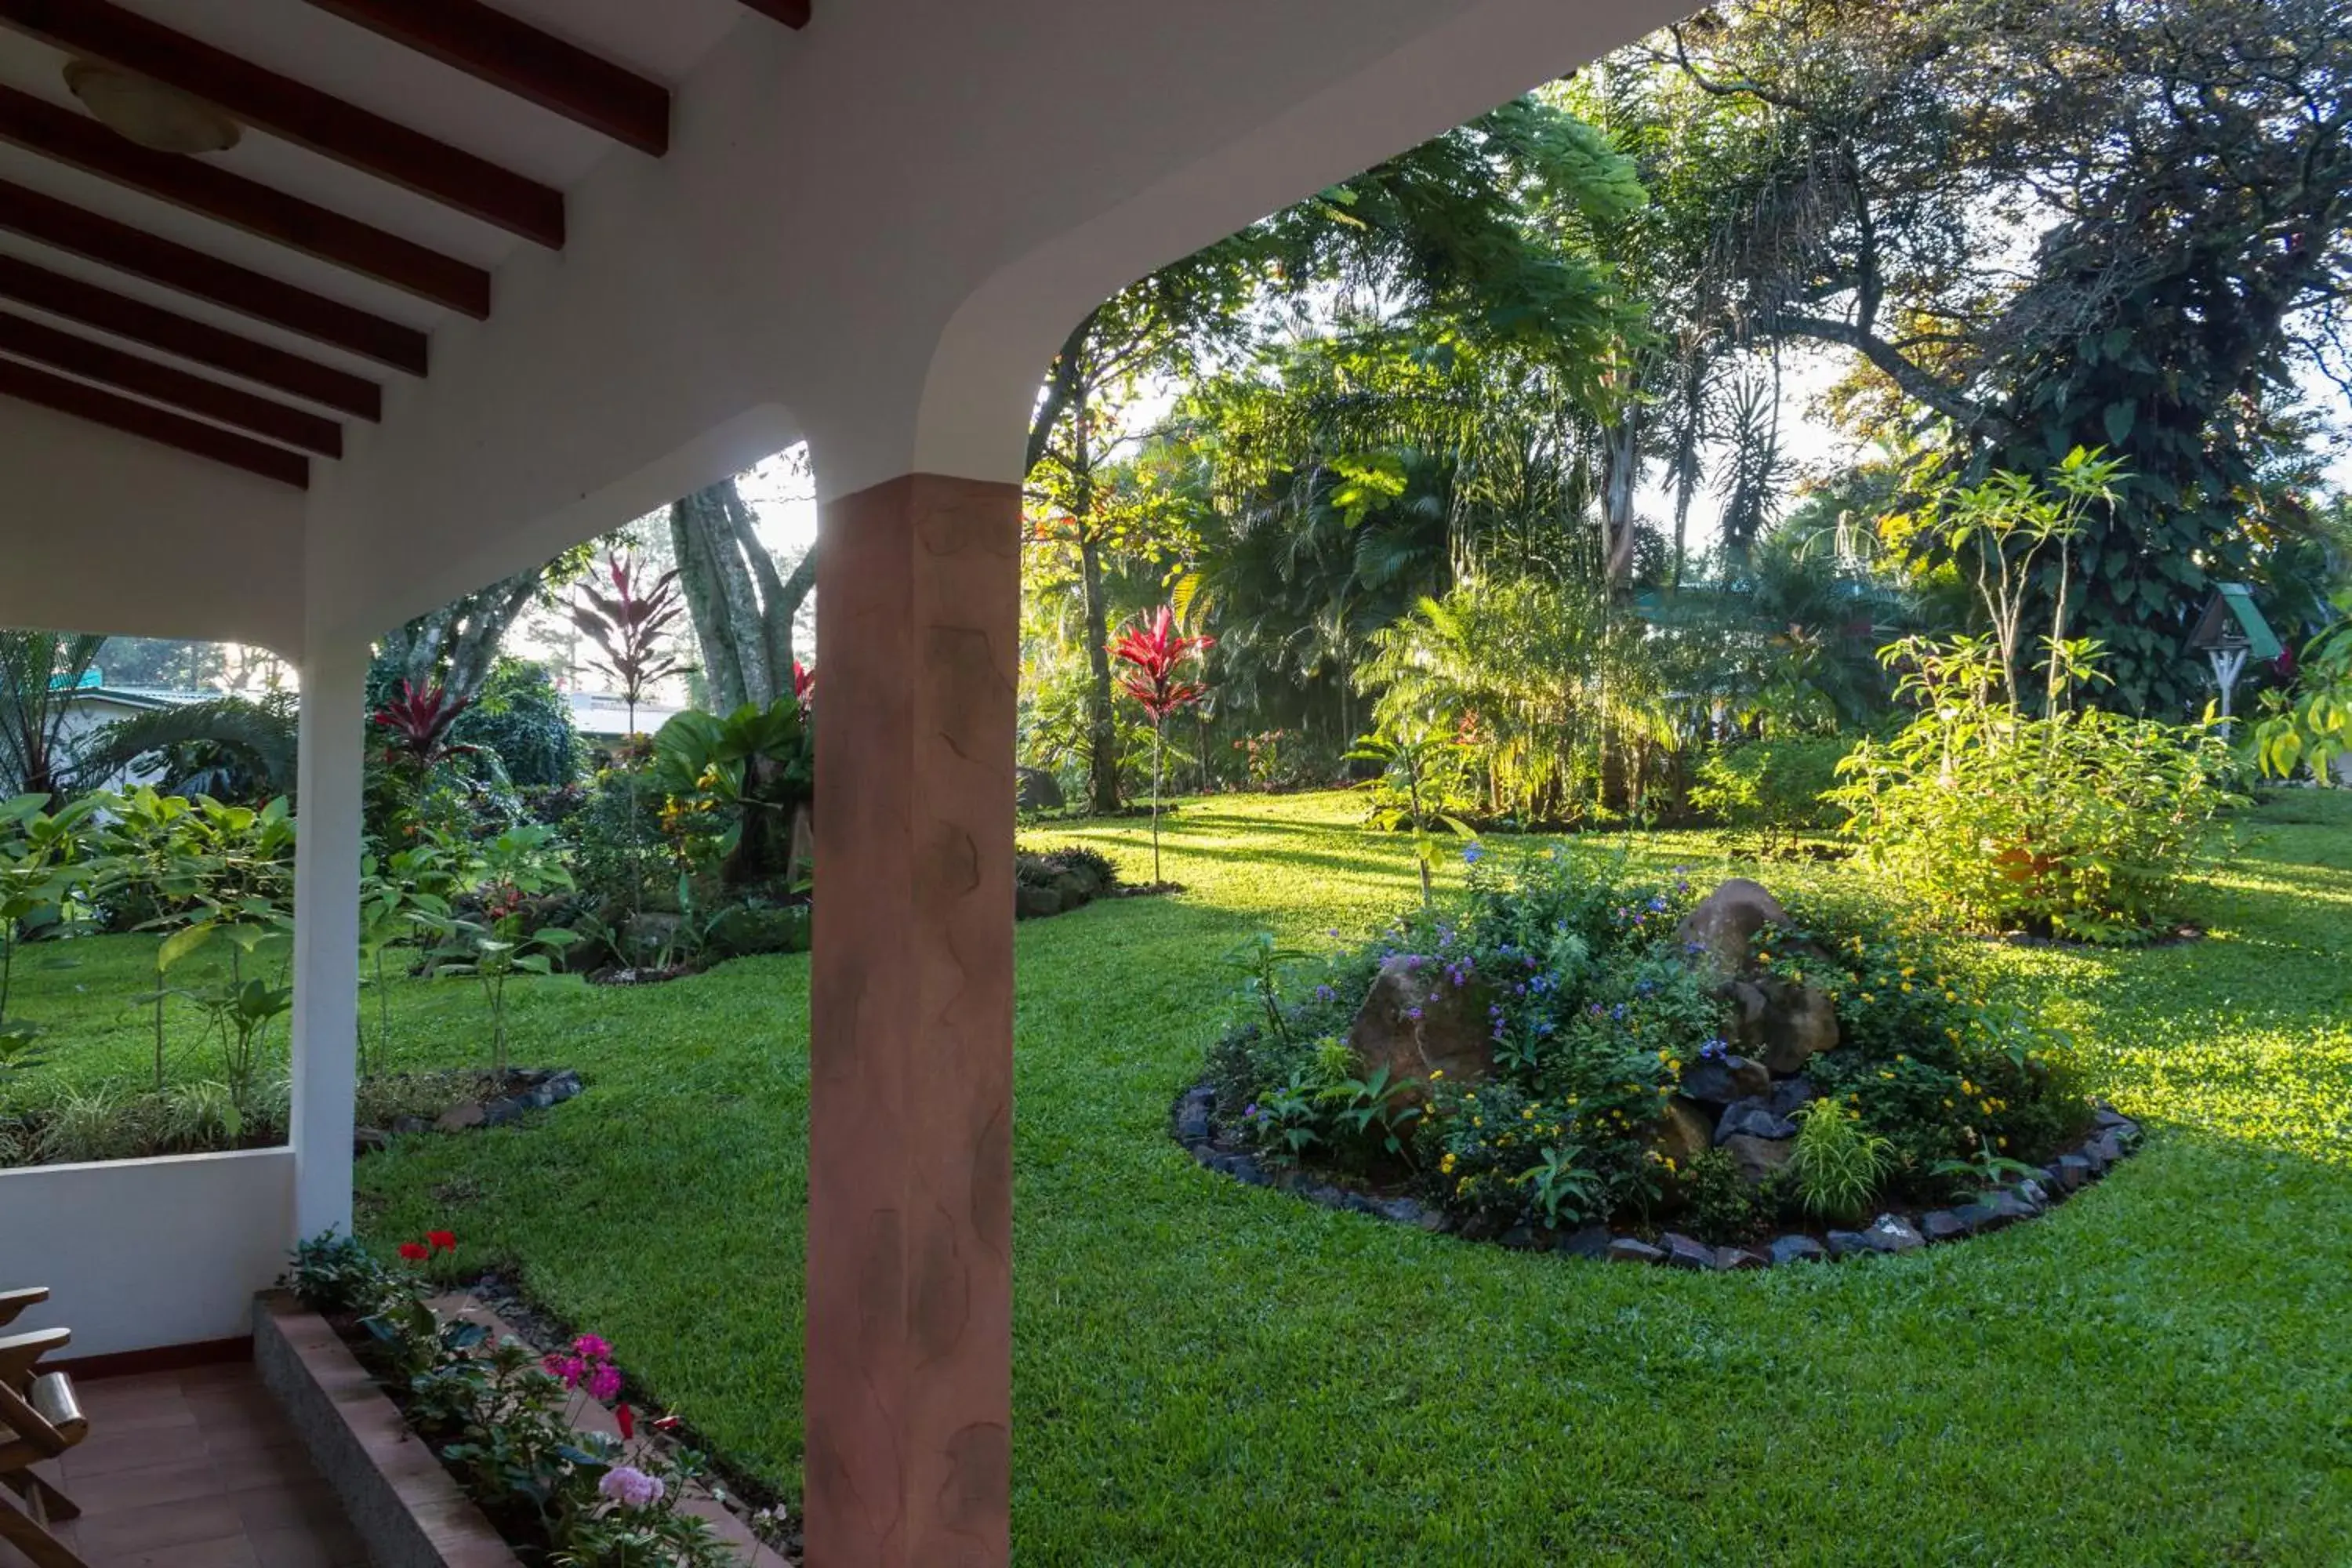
[
  {"left": 1679, "top": 1054, "right": 1770, "bottom": 1107},
  {"left": 1680, "top": 880, "right": 1839, "bottom": 1075},
  {"left": 1345, "top": 955, "right": 1495, "bottom": 1098},
  {"left": 1016, "top": 767, "right": 1064, "bottom": 811},
  {"left": 1676, "top": 878, "right": 1793, "bottom": 976},
  {"left": 1721, "top": 1132, "right": 1795, "bottom": 1185},
  {"left": 1652, "top": 1097, "right": 1715, "bottom": 1168}
]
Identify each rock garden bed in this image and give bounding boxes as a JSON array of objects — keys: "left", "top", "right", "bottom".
[
  {"left": 1015, "top": 843, "right": 1134, "bottom": 920},
  {"left": 356, "top": 1066, "right": 583, "bottom": 1151},
  {"left": 1191, "top": 849, "right": 2132, "bottom": 1265}
]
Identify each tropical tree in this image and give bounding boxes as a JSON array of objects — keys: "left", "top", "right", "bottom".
[
  {"left": 572, "top": 551, "right": 688, "bottom": 735},
  {"left": 1109, "top": 608, "right": 1213, "bottom": 884},
  {"left": 0, "top": 633, "right": 105, "bottom": 797}
]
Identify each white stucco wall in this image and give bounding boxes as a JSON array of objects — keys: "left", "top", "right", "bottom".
[{"left": 0, "top": 1148, "right": 295, "bottom": 1359}]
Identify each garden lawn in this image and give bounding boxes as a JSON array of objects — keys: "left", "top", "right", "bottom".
[{"left": 13, "top": 790, "right": 2352, "bottom": 1565}]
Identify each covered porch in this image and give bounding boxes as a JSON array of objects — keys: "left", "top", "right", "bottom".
[{"left": 0, "top": 0, "right": 1686, "bottom": 1559}]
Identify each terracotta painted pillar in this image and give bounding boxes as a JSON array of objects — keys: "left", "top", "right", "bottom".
[
  {"left": 805, "top": 472, "right": 1018, "bottom": 1566},
  {"left": 289, "top": 633, "right": 368, "bottom": 1240}
]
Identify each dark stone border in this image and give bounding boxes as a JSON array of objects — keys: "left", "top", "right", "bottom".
[
  {"left": 1171, "top": 1082, "right": 2143, "bottom": 1269},
  {"left": 252, "top": 1290, "right": 521, "bottom": 1568}
]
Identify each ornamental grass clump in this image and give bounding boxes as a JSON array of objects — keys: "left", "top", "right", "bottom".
[{"left": 1790, "top": 1098, "right": 1893, "bottom": 1225}]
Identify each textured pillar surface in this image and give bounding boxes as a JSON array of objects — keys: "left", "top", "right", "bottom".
[
  {"left": 289, "top": 636, "right": 368, "bottom": 1241},
  {"left": 805, "top": 472, "right": 1018, "bottom": 1567}
]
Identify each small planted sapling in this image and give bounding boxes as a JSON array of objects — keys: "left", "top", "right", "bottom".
[
  {"left": 1109, "top": 606, "right": 1214, "bottom": 886},
  {"left": 419, "top": 912, "right": 579, "bottom": 1083}
]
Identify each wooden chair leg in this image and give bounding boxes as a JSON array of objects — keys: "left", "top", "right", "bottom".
[
  {"left": 2, "top": 1468, "right": 79, "bottom": 1523},
  {"left": 0, "top": 1480, "right": 88, "bottom": 1568}
]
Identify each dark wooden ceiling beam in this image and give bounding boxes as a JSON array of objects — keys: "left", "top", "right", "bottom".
[
  {"left": 737, "top": 0, "right": 812, "bottom": 28},
  {"left": 0, "top": 84, "right": 491, "bottom": 318},
  {"left": 0, "top": 177, "right": 429, "bottom": 372},
  {"left": 306, "top": 0, "right": 670, "bottom": 157},
  {"left": 0, "top": 307, "right": 340, "bottom": 455},
  {"left": 0, "top": 252, "right": 379, "bottom": 418},
  {"left": 0, "top": 353, "right": 307, "bottom": 486},
  {"left": 0, "top": 0, "right": 564, "bottom": 249}
]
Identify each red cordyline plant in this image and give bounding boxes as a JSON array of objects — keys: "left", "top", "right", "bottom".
[
  {"left": 1109, "top": 606, "right": 1214, "bottom": 885},
  {"left": 573, "top": 551, "right": 688, "bottom": 735},
  {"left": 371, "top": 681, "right": 476, "bottom": 773}
]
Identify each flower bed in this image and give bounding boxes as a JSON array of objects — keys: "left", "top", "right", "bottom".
[
  {"left": 1188, "top": 846, "right": 2137, "bottom": 1263},
  {"left": 282, "top": 1230, "right": 788, "bottom": 1565}
]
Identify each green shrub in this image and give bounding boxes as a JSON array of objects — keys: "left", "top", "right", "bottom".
[
  {"left": 1675, "top": 1147, "right": 1762, "bottom": 1243},
  {"left": 1688, "top": 737, "right": 1853, "bottom": 853},
  {"left": 1833, "top": 706, "right": 2235, "bottom": 942},
  {"left": 706, "top": 902, "right": 811, "bottom": 959}
]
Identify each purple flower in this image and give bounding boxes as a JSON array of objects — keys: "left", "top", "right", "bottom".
[
  {"left": 600, "top": 1465, "right": 666, "bottom": 1508},
  {"left": 1403, "top": 1007, "right": 1424, "bottom": 1022},
  {"left": 573, "top": 1334, "right": 612, "bottom": 1360},
  {"left": 1243, "top": 1103, "right": 1261, "bottom": 1120},
  {"left": 1462, "top": 843, "right": 1485, "bottom": 865},
  {"left": 543, "top": 1353, "right": 584, "bottom": 1388},
  {"left": 1315, "top": 984, "right": 1335, "bottom": 1003},
  {"left": 1534, "top": 1019, "right": 1555, "bottom": 1036},
  {"left": 587, "top": 1363, "right": 623, "bottom": 1403},
  {"left": 1647, "top": 895, "right": 1669, "bottom": 914},
  {"left": 1611, "top": 1004, "right": 1628, "bottom": 1022}
]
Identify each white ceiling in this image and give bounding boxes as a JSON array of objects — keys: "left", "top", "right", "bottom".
[{"left": 0, "top": 0, "right": 760, "bottom": 414}]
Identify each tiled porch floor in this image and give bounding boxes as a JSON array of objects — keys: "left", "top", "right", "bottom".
[{"left": 4, "top": 1360, "right": 365, "bottom": 1568}]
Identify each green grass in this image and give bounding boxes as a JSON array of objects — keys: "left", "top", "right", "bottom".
[{"left": 10, "top": 790, "right": 2352, "bottom": 1564}]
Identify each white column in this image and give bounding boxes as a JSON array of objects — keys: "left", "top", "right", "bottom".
[{"left": 289, "top": 635, "right": 368, "bottom": 1241}]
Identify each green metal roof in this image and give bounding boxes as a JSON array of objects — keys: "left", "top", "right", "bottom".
[{"left": 2189, "top": 583, "right": 2283, "bottom": 661}]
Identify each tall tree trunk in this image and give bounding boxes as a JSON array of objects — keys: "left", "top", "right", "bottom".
[
  {"left": 1078, "top": 527, "right": 1121, "bottom": 815},
  {"left": 1599, "top": 413, "right": 1641, "bottom": 589},
  {"left": 376, "top": 568, "right": 540, "bottom": 707},
  {"left": 670, "top": 477, "right": 818, "bottom": 710},
  {"left": 672, "top": 495, "right": 749, "bottom": 713}
]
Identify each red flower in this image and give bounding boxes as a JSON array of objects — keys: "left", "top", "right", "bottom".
[
  {"left": 791, "top": 660, "right": 816, "bottom": 703},
  {"left": 615, "top": 1403, "right": 636, "bottom": 1440},
  {"left": 652, "top": 1415, "right": 682, "bottom": 1433},
  {"left": 397, "top": 1242, "right": 430, "bottom": 1261},
  {"left": 426, "top": 1230, "right": 456, "bottom": 1253},
  {"left": 1108, "top": 607, "right": 1214, "bottom": 722}
]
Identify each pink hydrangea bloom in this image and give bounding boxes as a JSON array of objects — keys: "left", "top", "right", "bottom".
[
  {"left": 573, "top": 1333, "right": 612, "bottom": 1360},
  {"left": 599, "top": 1465, "right": 666, "bottom": 1509},
  {"left": 543, "top": 1353, "right": 584, "bottom": 1388},
  {"left": 586, "top": 1362, "right": 623, "bottom": 1403}
]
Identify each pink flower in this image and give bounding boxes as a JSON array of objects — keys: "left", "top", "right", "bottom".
[
  {"left": 573, "top": 1334, "right": 612, "bottom": 1359},
  {"left": 587, "top": 1362, "right": 622, "bottom": 1403},
  {"left": 543, "top": 1353, "right": 585, "bottom": 1388},
  {"left": 599, "top": 1465, "right": 665, "bottom": 1509}
]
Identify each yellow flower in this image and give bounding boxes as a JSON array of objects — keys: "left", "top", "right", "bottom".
[
  {"left": 1664, "top": 1156, "right": 1677, "bottom": 1172},
  {"left": 1878, "top": 1070, "right": 1896, "bottom": 1080},
  {"left": 1522, "top": 1108, "right": 1536, "bottom": 1120},
  {"left": 1900, "top": 982, "right": 1914, "bottom": 993},
  {"left": 1439, "top": 1152, "right": 1457, "bottom": 1174},
  {"left": 1472, "top": 1116, "right": 1483, "bottom": 1128},
  {"left": 1942, "top": 1098, "right": 1955, "bottom": 1109},
  {"left": 1759, "top": 950, "right": 1773, "bottom": 963},
  {"left": 1429, "top": 1069, "right": 1445, "bottom": 1081}
]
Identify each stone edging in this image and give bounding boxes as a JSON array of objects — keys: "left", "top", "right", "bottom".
[
  {"left": 1170, "top": 1083, "right": 2143, "bottom": 1269},
  {"left": 251, "top": 1290, "right": 521, "bottom": 1568}
]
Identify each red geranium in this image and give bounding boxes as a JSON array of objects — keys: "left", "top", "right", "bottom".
[
  {"left": 616, "top": 1403, "right": 636, "bottom": 1440},
  {"left": 426, "top": 1230, "right": 457, "bottom": 1253},
  {"left": 397, "top": 1242, "right": 430, "bottom": 1261}
]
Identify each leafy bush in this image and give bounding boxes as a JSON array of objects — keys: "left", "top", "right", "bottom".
[
  {"left": 1687, "top": 737, "right": 1852, "bottom": 853},
  {"left": 451, "top": 659, "right": 581, "bottom": 789},
  {"left": 1833, "top": 703, "right": 2234, "bottom": 942}
]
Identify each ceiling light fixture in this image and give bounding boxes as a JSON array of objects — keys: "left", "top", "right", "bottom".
[{"left": 64, "top": 60, "right": 240, "bottom": 155}]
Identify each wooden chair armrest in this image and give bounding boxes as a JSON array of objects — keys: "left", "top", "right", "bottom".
[
  {"left": 0, "top": 1330, "right": 67, "bottom": 1388},
  {"left": 0, "top": 1290, "right": 45, "bottom": 1330}
]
